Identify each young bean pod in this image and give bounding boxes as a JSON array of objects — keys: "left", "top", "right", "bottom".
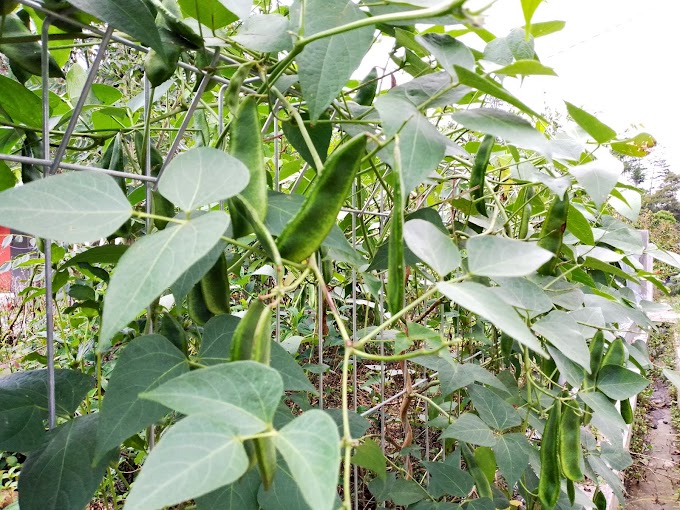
[
  {"left": 539, "top": 400, "right": 562, "bottom": 510},
  {"left": 470, "top": 135, "right": 494, "bottom": 217},
  {"left": 387, "top": 169, "right": 405, "bottom": 317},
  {"left": 227, "top": 97, "right": 268, "bottom": 238},
  {"left": 461, "top": 443, "right": 492, "bottom": 500},
  {"left": 559, "top": 401, "right": 584, "bottom": 481},
  {"left": 537, "top": 194, "right": 569, "bottom": 276},
  {"left": 199, "top": 253, "right": 230, "bottom": 316},
  {"left": 276, "top": 134, "right": 367, "bottom": 263}
]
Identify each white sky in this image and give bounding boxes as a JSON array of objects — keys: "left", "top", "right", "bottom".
[{"left": 353, "top": 0, "right": 679, "bottom": 172}]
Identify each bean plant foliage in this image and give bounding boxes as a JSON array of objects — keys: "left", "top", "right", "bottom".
[{"left": 0, "top": 0, "right": 676, "bottom": 509}]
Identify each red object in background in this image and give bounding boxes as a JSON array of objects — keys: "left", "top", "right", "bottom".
[{"left": 0, "top": 226, "right": 10, "bottom": 292}]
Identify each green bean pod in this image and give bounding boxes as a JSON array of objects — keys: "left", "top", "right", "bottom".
[
  {"left": 566, "top": 478, "right": 575, "bottom": 506},
  {"left": 199, "top": 253, "right": 230, "bottom": 316},
  {"left": 387, "top": 169, "right": 405, "bottom": 317},
  {"left": 602, "top": 337, "right": 626, "bottom": 367},
  {"left": 517, "top": 186, "right": 534, "bottom": 239},
  {"left": 227, "top": 97, "right": 268, "bottom": 238},
  {"left": 461, "top": 443, "right": 492, "bottom": 500},
  {"left": 276, "top": 134, "right": 367, "bottom": 263},
  {"left": 537, "top": 193, "right": 569, "bottom": 276},
  {"left": 539, "top": 400, "right": 562, "bottom": 510},
  {"left": 0, "top": 13, "right": 63, "bottom": 78},
  {"left": 620, "top": 398, "right": 633, "bottom": 424},
  {"left": 470, "top": 135, "right": 494, "bottom": 217},
  {"left": 229, "top": 299, "right": 275, "bottom": 488},
  {"left": 354, "top": 67, "right": 378, "bottom": 106},
  {"left": 559, "top": 401, "right": 584, "bottom": 481},
  {"left": 230, "top": 299, "right": 272, "bottom": 365},
  {"left": 144, "top": 47, "right": 181, "bottom": 87},
  {"left": 187, "top": 285, "right": 213, "bottom": 325}
]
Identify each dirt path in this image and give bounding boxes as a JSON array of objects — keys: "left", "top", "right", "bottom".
[{"left": 626, "top": 313, "right": 680, "bottom": 509}]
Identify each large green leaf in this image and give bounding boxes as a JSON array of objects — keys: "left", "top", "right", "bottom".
[
  {"left": 158, "top": 148, "right": 250, "bottom": 211},
  {"left": 100, "top": 212, "right": 228, "bottom": 347},
  {"left": 532, "top": 311, "right": 590, "bottom": 371},
  {"left": 0, "top": 369, "right": 93, "bottom": 453},
  {"left": 415, "top": 33, "right": 474, "bottom": 77},
  {"left": 232, "top": 14, "right": 292, "bottom": 52},
  {"left": 466, "top": 236, "right": 552, "bottom": 277},
  {"left": 376, "top": 94, "right": 447, "bottom": 195},
  {"left": 494, "top": 60, "right": 556, "bottom": 77},
  {"left": 18, "top": 414, "right": 117, "bottom": 510},
  {"left": 565, "top": 102, "right": 616, "bottom": 143},
  {"left": 296, "top": 0, "right": 374, "bottom": 120},
  {"left": 171, "top": 240, "right": 227, "bottom": 303},
  {"left": 0, "top": 171, "right": 132, "bottom": 244},
  {"left": 273, "top": 410, "right": 341, "bottom": 510},
  {"left": 578, "top": 391, "right": 627, "bottom": 441},
  {"left": 143, "top": 361, "right": 283, "bottom": 434},
  {"left": 451, "top": 108, "right": 550, "bottom": 155},
  {"left": 199, "top": 313, "right": 241, "bottom": 366},
  {"left": 437, "top": 281, "right": 546, "bottom": 356},
  {"left": 492, "top": 277, "right": 553, "bottom": 314},
  {"left": 177, "top": 0, "right": 237, "bottom": 29},
  {"left": 440, "top": 413, "right": 497, "bottom": 447},
  {"left": 351, "top": 439, "right": 387, "bottom": 480},
  {"left": 0, "top": 161, "right": 16, "bottom": 192},
  {"left": 567, "top": 205, "right": 595, "bottom": 245},
  {"left": 389, "top": 72, "right": 470, "bottom": 109},
  {"left": 467, "top": 384, "right": 521, "bottom": 431},
  {"left": 422, "top": 460, "right": 473, "bottom": 498},
  {"left": 492, "top": 432, "right": 531, "bottom": 488},
  {"left": 196, "top": 467, "right": 260, "bottom": 510},
  {"left": 404, "top": 219, "right": 461, "bottom": 276},
  {"left": 95, "top": 335, "right": 189, "bottom": 460},
  {"left": 0, "top": 75, "right": 43, "bottom": 128},
  {"left": 124, "top": 414, "right": 249, "bottom": 510},
  {"left": 271, "top": 342, "right": 317, "bottom": 393},
  {"left": 597, "top": 365, "right": 649, "bottom": 400},
  {"left": 61, "top": 244, "right": 129, "bottom": 268},
  {"left": 521, "top": 0, "right": 543, "bottom": 26},
  {"left": 67, "top": 0, "right": 164, "bottom": 57},
  {"left": 570, "top": 159, "right": 622, "bottom": 209}
]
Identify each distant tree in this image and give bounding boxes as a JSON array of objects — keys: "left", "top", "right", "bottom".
[{"left": 642, "top": 172, "right": 680, "bottom": 221}]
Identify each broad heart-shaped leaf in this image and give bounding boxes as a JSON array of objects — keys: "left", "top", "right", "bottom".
[
  {"left": 95, "top": 335, "right": 189, "bottom": 460},
  {"left": 521, "top": 0, "right": 543, "bottom": 26},
  {"left": 158, "top": 148, "right": 250, "bottom": 211},
  {"left": 0, "top": 171, "right": 132, "bottom": 244},
  {"left": 199, "top": 313, "right": 241, "bottom": 366},
  {"left": 546, "top": 345, "right": 584, "bottom": 389},
  {"left": 351, "top": 439, "right": 387, "bottom": 480},
  {"left": 579, "top": 391, "right": 627, "bottom": 443},
  {"left": 124, "top": 414, "right": 249, "bottom": 510},
  {"left": 297, "top": 0, "right": 373, "bottom": 120},
  {"left": 99, "top": 212, "right": 228, "bottom": 348},
  {"left": 178, "top": 0, "right": 237, "bottom": 29},
  {"left": 466, "top": 236, "right": 553, "bottom": 277},
  {"left": 18, "top": 414, "right": 117, "bottom": 510},
  {"left": 414, "top": 355, "right": 507, "bottom": 397},
  {"left": 233, "top": 14, "right": 292, "bottom": 52},
  {"left": 570, "top": 159, "right": 623, "bottom": 209},
  {"left": 567, "top": 204, "right": 595, "bottom": 245},
  {"left": 61, "top": 244, "right": 129, "bottom": 268},
  {"left": 451, "top": 108, "right": 550, "bottom": 156},
  {"left": 404, "top": 219, "right": 461, "bottom": 276},
  {"left": 422, "top": 460, "right": 474, "bottom": 498},
  {"left": 494, "top": 60, "right": 557, "bottom": 77},
  {"left": 415, "top": 33, "right": 474, "bottom": 78},
  {"left": 467, "top": 384, "right": 521, "bottom": 431},
  {"left": 437, "top": 281, "right": 546, "bottom": 356},
  {"left": 171, "top": 240, "right": 227, "bottom": 303},
  {"left": 440, "top": 413, "right": 497, "bottom": 447},
  {"left": 0, "top": 369, "right": 93, "bottom": 453},
  {"left": 597, "top": 365, "right": 649, "bottom": 400},
  {"left": 493, "top": 432, "right": 531, "bottom": 488},
  {"left": 196, "top": 467, "right": 260, "bottom": 510},
  {"left": 389, "top": 72, "right": 470, "bottom": 109},
  {"left": 532, "top": 311, "right": 590, "bottom": 372},
  {"left": 491, "top": 277, "right": 553, "bottom": 314},
  {"left": 565, "top": 102, "right": 616, "bottom": 143},
  {"left": 271, "top": 342, "right": 317, "bottom": 393},
  {"left": 67, "top": 0, "right": 164, "bottom": 58},
  {"left": 143, "top": 361, "right": 283, "bottom": 435},
  {"left": 273, "top": 410, "right": 341, "bottom": 510},
  {"left": 0, "top": 75, "right": 43, "bottom": 128},
  {"left": 376, "top": 94, "right": 447, "bottom": 195}
]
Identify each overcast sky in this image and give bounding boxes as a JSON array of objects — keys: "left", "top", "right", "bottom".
[
  {"left": 478, "top": 0, "right": 679, "bottom": 170},
  {"left": 351, "top": 0, "right": 678, "bottom": 172}
]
